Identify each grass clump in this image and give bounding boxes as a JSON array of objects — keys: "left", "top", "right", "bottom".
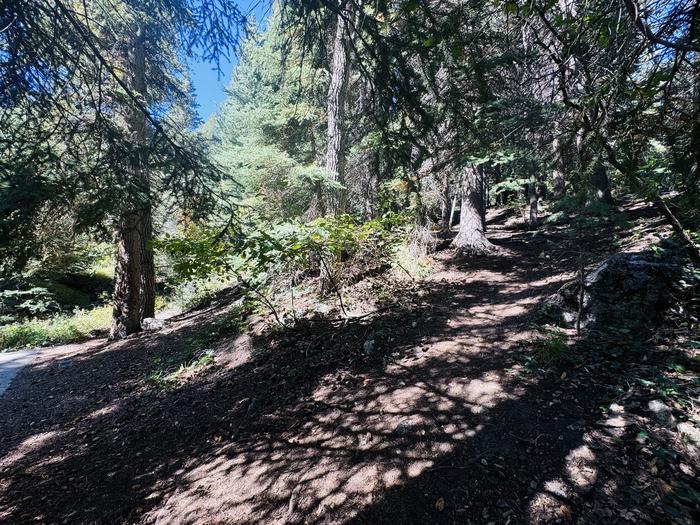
[
  {"left": 391, "top": 244, "right": 434, "bottom": 280},
  {"left": 145, "top": 304, "right": 248, "bottom": 390},
  {"left": 146, "top": 349, "right": 216, "bottom": 390},
  {"left": 527, "top": 328, "right": 578, "bottom": 369},
  {"left": 192, "top": 305, "right": 249, "bottom": 349},
  {"left": 0, "top": 305, "right": 112, "bottom": 351}
]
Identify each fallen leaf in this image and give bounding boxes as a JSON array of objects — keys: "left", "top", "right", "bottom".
[
  {"left": 559, "top": 505, "right": 572, "bottom": 520},
  {"left": 435, "top": 497, "right": 445, "bottom": 512}
]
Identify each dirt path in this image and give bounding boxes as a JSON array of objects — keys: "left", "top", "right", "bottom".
[
  {"left": 0, "top": 206, "right": 697, "bottom": 524},
  {"left": 0, "top": 348, "right": 40, "bottom": 397}
]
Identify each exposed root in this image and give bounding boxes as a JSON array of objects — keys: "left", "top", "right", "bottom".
[{"left": 450, "top": 236, "right": 499, "bottom": 255}]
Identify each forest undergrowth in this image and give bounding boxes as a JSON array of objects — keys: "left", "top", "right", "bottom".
[{"left": 0, "top": 198, "right": 698, "bottom": 524}]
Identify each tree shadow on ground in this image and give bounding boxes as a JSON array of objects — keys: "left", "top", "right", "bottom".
[{"left": 1, "top": 209, "right": 697, "bottom": 524}]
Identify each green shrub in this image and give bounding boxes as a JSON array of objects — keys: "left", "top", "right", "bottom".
[
  {"left": 0, "top": 305, "right": 111, "bottom": 350},
  {"left": 157, "top": 212, "right": 412, "bottom": 304},
  {"left": 0, "top": 287, "right": 58, "bottom": 320}
]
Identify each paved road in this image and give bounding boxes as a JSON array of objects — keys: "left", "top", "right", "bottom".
[{"left": 0, "top": 348, "right": 41, "bottom": 396}]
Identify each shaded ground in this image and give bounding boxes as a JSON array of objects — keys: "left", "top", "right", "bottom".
[{"left": 1, "top": 202, "right": 698, "bottom": 524}]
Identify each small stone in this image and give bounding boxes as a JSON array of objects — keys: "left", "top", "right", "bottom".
[
  {"left": 598, "top": 415, "right": 629, "bottom": 428},
  {"left": 245, "top": 398, "right": 257, "bottom": 417},
  {"left": 677, "top": 422, "right": 700, "bottom": 445},
  {"left": 394, "top": 420, "right": 413, "bottom": 435},
  {"left": 314, "top": 303, "right": 332, "bottom": 315},
  {"left": 609, "top": 403, "right": 624, "bottom": 413},
  {"left": 648, "top": 400, "right": 675, "bottom": 425},
  {"left": 363, "top": 339, "right": 376, "bottom": 355},
  {"left": 679, "top": 463, "right": 694, "bottom": 476}
]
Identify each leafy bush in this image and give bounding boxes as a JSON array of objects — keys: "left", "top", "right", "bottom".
[
  {"left": 0, "top": 305, "right": 111, "bottom": 350},
  {"left": 158, "top": 212, "right": 411, "bottom": 293},
  {"left": 0, "top": 287, "right": 58, "bottom": 320},
  {"left": 163, "top": 276, "right": 235, "bottom": 312}
]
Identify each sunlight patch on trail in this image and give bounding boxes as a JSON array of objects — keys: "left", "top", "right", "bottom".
[{"left": 147, "top": 354, "right": 526, "bottom": 524}]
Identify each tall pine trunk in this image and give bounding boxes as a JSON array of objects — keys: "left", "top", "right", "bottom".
[
  {"left": 576, "top": 126, "right": 614, "bottom": 205},
  {"left": 325, "top": 4, "right": 351, "bottom": 215},
  {"left": 590, "top": 161, "right": 614, "bottom": 205},
  {"left": 552, "top": 133, "right": 566, "bottom": 199},
  {"left": 452, "top": 166, "right": 496, "bottom": 253},
  {"left": 688, "top": 58, "right": 700, "bottom": 201},
  {"left": 527, "top": 175, "right": 539, "bottom": 226},
  {"left": 110, "top": 24, "right": 155, "bottom": 338},
  {"left": 440, "top": 173, "right": 451, "bottom": 230}
]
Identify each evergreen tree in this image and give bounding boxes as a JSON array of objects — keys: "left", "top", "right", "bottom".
[{"left": 1, "top": 0, "right": 246, "bottom": 337}]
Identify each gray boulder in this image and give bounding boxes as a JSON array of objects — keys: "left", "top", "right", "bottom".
[
  {"left": 142, "top": 317, "right": 165, "bottom": 331},
  {"left": 538, "top": 252, "right": 689, "bottom": 331}
]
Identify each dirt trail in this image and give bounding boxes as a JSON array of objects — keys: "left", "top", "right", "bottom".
[{"left": 0, "top": 205, "right": 697, "bottom": 524}]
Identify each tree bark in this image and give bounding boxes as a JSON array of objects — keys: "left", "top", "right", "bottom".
[
  {"left": 552, "top": 134, "right": 566, "bottom": 199},
  {"left": 440, "top": 173, "right": 451, "bottom": 230},
  {"left": 590, "top": 160, "right": 614, "bottom": 205},
  {"left": 110, "top": 24, "right": 154, "bottom": 338},
  {"left": 364, "top": 150, "right": 380, "bottom": 220},
  {"left": 688, "top": 58, "right": 700, "bottom": 200},
  {"left": 451, "top": 166, "right": 496, "bottom": 253},
  {"left": 527, "top": 176, "right": 539, "bottom": 226},
  {"left": 325, "top": 4, "right": 352, "bottom": 215},
  {"left": 576, "top": 126, "right": 614, "bottom": 205}
]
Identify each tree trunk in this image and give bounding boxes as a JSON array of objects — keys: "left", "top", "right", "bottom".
[
  {"left": 688, "top": 58, "right": 700, "bottom": 201},
  {"left": 141, "top": 210, "right": 155, "bottom": 319},
  {"left": 448, "top": 194, "right": 458, "bottom": 230},
  {"left": 440, "top": 173, "right": 451, "bottom": 230},
  {"left": 528, "top": 176, "right": 539, "bottom": 226},
  {"left": 363, "top": 148, "right": 380, "bottom": 220},
  {"left": 576, "top": 126, "right": 614, "bottom": 205},
  {"left": 325, "top": 5, "right": 351, "bottom": 215},
  {"left": 110, "top": 24, "right": 154, "bottom": 338},
  {"left": 112, "top": 213, "right": 148, "bottom": 338},
  {"left": 552, "top": 134, "right": 566, "bottom": 199},
  {"left": 452, "top": 166, "right": 496, "bottom": 253},
  {"left": 590, "top": 160, "right": 614, "bottom": 205}
]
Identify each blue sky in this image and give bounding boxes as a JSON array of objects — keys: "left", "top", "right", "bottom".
[{"left": 189, "top": 1, "right": 271, "bottom": 121}]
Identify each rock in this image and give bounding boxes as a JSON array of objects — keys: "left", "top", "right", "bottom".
[
  {"left": 142, "top": 318, "right": 165, "bottom": 331},
  {"left": 677, "top": 422, "right": 700, "bottom": 445},
  {"left": 313, "top": 303, "right": 332, "bottom": 315},
  {"left": 598, "top": 415, "right": 630, "bottom": 428},
  {"left": 394, "top": 419, "right": 413, "bottom": 435},
  {"left": 245, "top": 398, "right": 257, "bottom": 417},
  {"left": 648, "top": 399, "right": 675, "bottom": 425},
  {"left": 538, "top": 251, "right": 690, "bottom": 332},
  {"left": 363, "top": 339, "right": 376, "bottom": 355},
  {"left": 57, "top": 358, "right": 73, "bottom": 370}
]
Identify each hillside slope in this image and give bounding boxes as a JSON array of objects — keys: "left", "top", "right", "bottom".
[{"left": 1, "top": 201, "right": 698, "bottom": 524}]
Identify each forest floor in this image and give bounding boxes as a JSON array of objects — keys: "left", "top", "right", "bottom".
[{"left": 1, "top": 200, "right": 698, "bottom": 524}]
